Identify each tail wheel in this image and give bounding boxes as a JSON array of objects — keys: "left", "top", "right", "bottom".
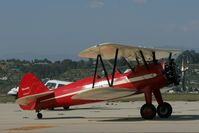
[
  {"left": 140, "top": 104, "right": 156, "bottom": 120},
  {"left": 157, "top": 102, "right": 172, "bottom": 118},
  {"left": 37, "top": 113, "right": 43, "bottom": 119}
]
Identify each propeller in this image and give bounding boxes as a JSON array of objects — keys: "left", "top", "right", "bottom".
[{"left": 164, "top": 53, "right": 181, "bottom": 85}]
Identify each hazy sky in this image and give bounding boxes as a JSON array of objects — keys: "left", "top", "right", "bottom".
[{"left": 0, "top": 0, "right": 199, "bottom": 60}]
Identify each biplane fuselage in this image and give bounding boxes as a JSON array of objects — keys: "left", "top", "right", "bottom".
[
  {"left": 16, "top": 43, "right": 181, "bottom": 119},
  {"left": 40, "top": 63, "right": 166, "bottom": 108}
]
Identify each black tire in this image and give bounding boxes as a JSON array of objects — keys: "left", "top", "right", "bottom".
[
  {"left": 140, "top": 104, "right": 156, "bottom": 120},
  {"left": 37, "top": 113, "right": 43, "bottom": 119},
  {"left": 63, "top": 106, "right": 70, "bottom": 110},
  {"left": 157, "top": 102, "right": 172, "bottom": 118}
]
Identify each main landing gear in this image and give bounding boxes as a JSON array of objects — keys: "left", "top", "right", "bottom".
[
  {"left": 140, "top": 104, "right": 156, "bottom": 119},
  {"left": 140, "top": 89, "right": 172, "bottom": 120},
  {"left": 157, "top": 102, "right": 172, "bottom": 118},
  {"left": 140, "top": 102, "right": 172, "bottom": 119}
]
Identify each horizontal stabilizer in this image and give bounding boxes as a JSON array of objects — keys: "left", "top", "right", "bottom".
[
  {"left": 72, "top": 87, "right": 135, "bottom": 100},
  {"left": 16, "top": 91, "right": 53, "bottom": 106}
]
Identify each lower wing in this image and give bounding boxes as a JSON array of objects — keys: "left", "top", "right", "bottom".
[{"left": 72, "top": 87, "right": 136, "bottom": 101}]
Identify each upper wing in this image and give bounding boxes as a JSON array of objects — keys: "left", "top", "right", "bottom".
[
  {"left": 79, "top": 43, "right": 181, "bottom": 61},
  {"left": 72, "top": 87, "right": 136, "bottom": 100}
]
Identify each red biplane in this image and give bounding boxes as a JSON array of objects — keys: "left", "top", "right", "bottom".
[{"left": 16, "top": 43, "right": 181, "bottom": 119}]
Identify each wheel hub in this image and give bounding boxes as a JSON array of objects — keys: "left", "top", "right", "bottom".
[{"left": 159, "top": 107, "right": 168, "bottom": 115}]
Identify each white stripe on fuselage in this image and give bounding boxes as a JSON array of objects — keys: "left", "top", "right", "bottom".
[
  {"left": 129, "top": 73, "right": 157, "bottom": 82},
  {"left": 40, "top": 73, "right": 157, "bottom": 102}
]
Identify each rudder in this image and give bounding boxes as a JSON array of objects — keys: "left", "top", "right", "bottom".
[
  {"left": 18, "top": 72, "right": 48, "bottom": 98},
  {"left": 17, "top": 72, "right": 49, "bottom": 110}
]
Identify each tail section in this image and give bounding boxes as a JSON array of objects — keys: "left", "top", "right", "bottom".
[
  {"left": 16, "top": 73, "right": 53, "bottom": 110},
  {"left": 18, "top": 73, "right": 48, "bottom": 98}
]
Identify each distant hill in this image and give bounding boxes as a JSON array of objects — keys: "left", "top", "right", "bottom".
[
  {"left": 176, "top": 50, "right": 199, "bottom": 64},
  {"left": 0, "top": 50, "right": 199, "bottom": 94}
]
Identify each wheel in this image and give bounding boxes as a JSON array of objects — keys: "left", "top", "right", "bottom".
[
  {"left": 157, "top": 102, "right": 172, "bottom": 118},
  {"left": 37, "top": 113, "right": 43, "bottom": 119},
  {"left": 140, "top": 104, "right": 156, "bottom": 120},
  {"left": 63, "top": 106, "right": 70, "bottom": 110}
]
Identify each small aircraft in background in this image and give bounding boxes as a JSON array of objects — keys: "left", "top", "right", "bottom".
[
  {"left": 8, "top": 80, "right": 72, "bottom": 97},
  {"left": 16, "top": 43, "right": 181, "bottom": 119},
  {"left": 7, "top": 87, "right": 19, "bottom": 97}
]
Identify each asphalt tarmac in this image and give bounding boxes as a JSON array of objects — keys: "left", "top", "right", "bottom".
[{"left": 0, "top": 101, "right": 199, "bottom": 133}]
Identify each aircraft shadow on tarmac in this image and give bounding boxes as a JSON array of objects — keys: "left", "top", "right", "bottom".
[
  {"left": 41, "top": 107, "right": 199, "bottom": 121},
  {"left": 41, "top": 116, "right": 85, "bottom": 120},
  {"left": 41, "top": 115, "right": 199, "bottom": 121},
  {"left": 99, "top": 115, "right": 199, "bottom": 122},
  {"left": 47, "top": 107, "right": 121, "bottom": 111}
]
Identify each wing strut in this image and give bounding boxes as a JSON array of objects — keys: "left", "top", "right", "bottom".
[
  {"left": 122, "top": 57, "right": 134, "bottom": 71},
  {"left": 92, "top": 55, "right": 99, "bottom": 88},
  {"left": 152, "top": 51, "right": 157, "bottom": 64},
  {"left": 92, "top": 54, "right": 111, "bottom": 88},
  {"left": 99, "top": 54, "right": 111, "bottom": 86},
  {"left": 111, "top": 48, "right": 119, "bottom": 86},
  {"left": 135, "top": 53, "right": 140, "bottom": 65},
  {"left": 92, "top": 49, "right": 119, "bottom": 88},
  {"left": 139, "top": 50, "right": 149, "bottom": 69}
]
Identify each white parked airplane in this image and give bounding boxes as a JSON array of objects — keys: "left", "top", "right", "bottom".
[{"left": 7, "top": 79, "right": 72, "bottom": 97}]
